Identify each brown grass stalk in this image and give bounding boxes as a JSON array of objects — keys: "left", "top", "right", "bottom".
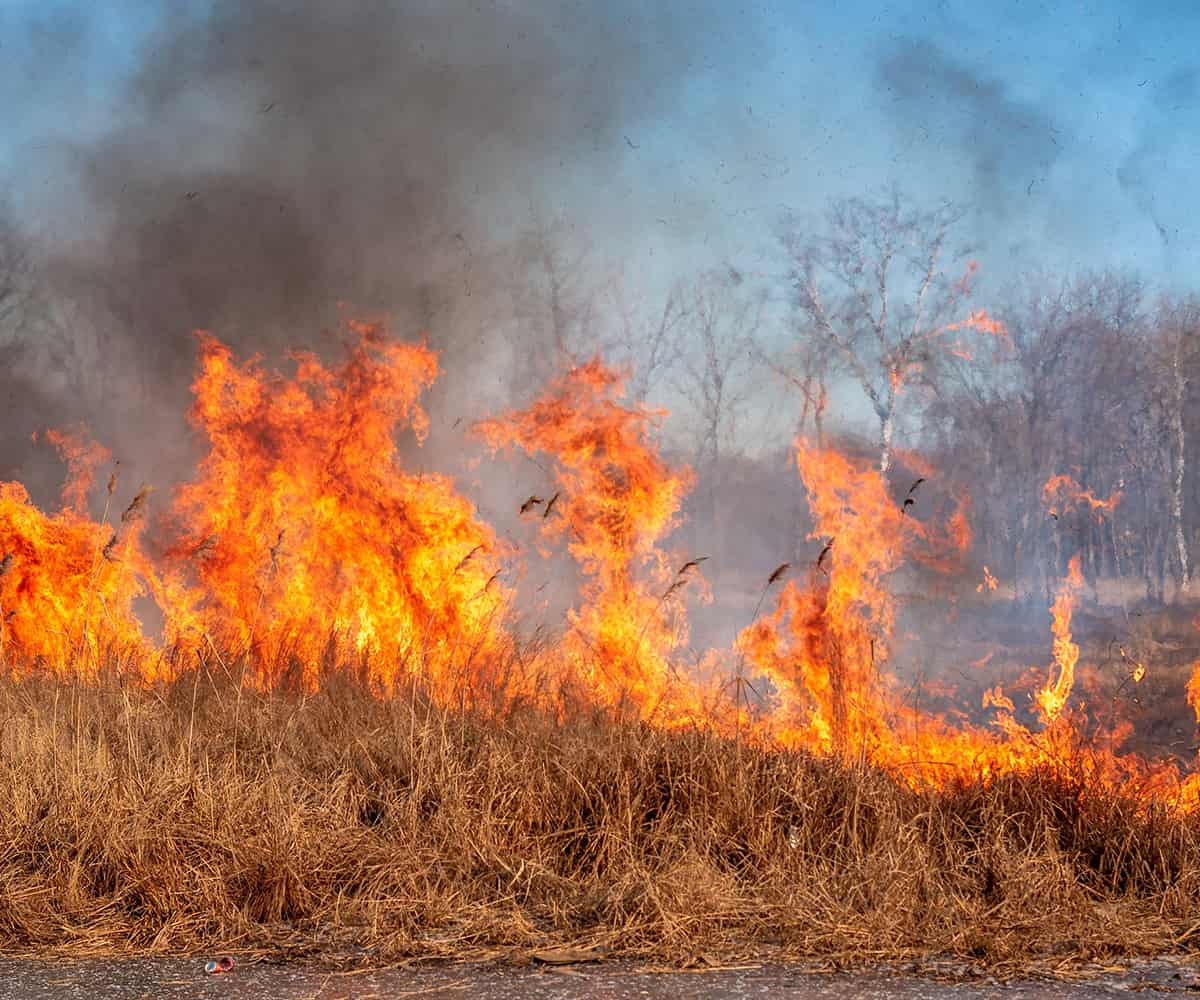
[{"left": 1, "top": 662, "right": 1199, "bottom": 970}]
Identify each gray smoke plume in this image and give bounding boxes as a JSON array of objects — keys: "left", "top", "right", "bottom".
[
  {"left": 875, "top": 38, "right": 1064, "bottom": 222},
  {"left": 3, "top": 1, "right": 761, "bottom": 486},
  {"left": 1116, "top": 67, "right": 1200, "bottom": 250}
]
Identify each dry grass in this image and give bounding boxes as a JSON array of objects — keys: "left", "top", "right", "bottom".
[{"left": 1, "top": 665, "right": 1200, "bottom": 971}]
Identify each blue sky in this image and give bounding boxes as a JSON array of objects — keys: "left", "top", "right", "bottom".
[
  {"left": 628, "top": 0, "right": 1200, "bottom": 288},
  {"left": 3, "top": 1, "right": 1198, "bottom": 331}
]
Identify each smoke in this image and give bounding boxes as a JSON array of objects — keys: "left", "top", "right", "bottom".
[
  {"left": 4, "top": 1, "right": 762, "bottom": 484},
  {"left": 875, "top": 38, "right": 1064, "bottom": 223},
  {"left": 1117, "top": 67, "right": 1200, "bottom": 250}
]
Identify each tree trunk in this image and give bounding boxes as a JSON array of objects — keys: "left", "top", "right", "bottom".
[
  {"left": 1013, "top": 509, "right": 1028, "bottom": 602},
  {"left": 814, "top": 380, "right": 827, "bottom": 449},
  {"left": 879, "top": 408, "right": 895, "bottom": 475},
  {"left": 1142, "top": 483, "right": 1157, "bottom": 603},
  {"left": 1109, "top": 511, "right": 1123, "bottom": 581},
  {"left": 1172, "top": 342, "right": 1190, "bottom": 595}
]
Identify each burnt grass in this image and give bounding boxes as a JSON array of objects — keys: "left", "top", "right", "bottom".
[{"left": 1, "top": 667, "right": 1200, "bottom": 972}]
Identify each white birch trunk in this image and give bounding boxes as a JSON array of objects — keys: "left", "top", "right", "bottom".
[
  {"left": 879, "top": 409, "right": 895, "bottom": 475},
  {"left": 1172, "top": 342, "right": 1190, "bottom": 593}
]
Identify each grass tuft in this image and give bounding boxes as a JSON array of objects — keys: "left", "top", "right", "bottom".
[{"left": 1, "top": 666, "right": 1199, "bottom": 969}]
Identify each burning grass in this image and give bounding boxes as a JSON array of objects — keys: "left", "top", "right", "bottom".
[
  {"left": 2, "top": 666, "right": 1200, "bottom": 969},
  {"left": 6, "top": 323, "right": 1200, "bottom": 969}
]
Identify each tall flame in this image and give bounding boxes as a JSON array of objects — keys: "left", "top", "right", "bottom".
[
  {"left": 1035, "top": 555, "right": 1084, "bottom": 723},
  {"left": 162, "top": 323, "right": 509, "bottom": 696},
  {"left": 0, "top": 431, "right": 155, "bottom": 673},
  {"left": 0, "top": 325, "right": 1196, "bottom": 805},
  {"left": 738, "top": 442, "right": 912, "bottom": 755},
  {"left": 476, "top": 359, "right": 703, "bottom": 720}
]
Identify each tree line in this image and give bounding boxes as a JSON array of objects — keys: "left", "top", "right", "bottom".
[
  {"left": 2, "top": 192, "right": 1197, "bottom": 606},
  {"left": 518, "top": 192, "right": 1199, "bottom": 607}
]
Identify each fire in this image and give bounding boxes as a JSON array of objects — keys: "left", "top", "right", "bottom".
[
  {"left": 937, "top": 299, "right": 1010, "bottom": 364},
  {"left": 1188, "top": 666, "right": 1200, "bottom": 724},
  {"left": 161, "top": 323, "right": 510, "bottom": 696},
  {"left": 946, "top": 498, "right": 973, "bottom": 555},
  {"left": 944, "top": 308, "right": 1008, "bottom": 339},
  {"left": 734, "top": 441, "right": 952, "bottom": 760},
  {"left": 1184, "top": 618, "right": 1200, "bottom": 729},
  {"left": 0, "top": 323, "right": 1197, "bottom": 806},
  {"left": 1043, "top": 473, "right": 1122, "bottom": 521},
  {"left": 955, "top": 259, "right": 980, "bottom": 294},
  {"left": 733, "top": 444, "right": 1179, "bottom": 793},
  {"left": 1034, "top": 555, "right": 1084, "bottom": 723},
  {"left": 0, "top": 430, "right": 156, "bottom": 674},
  {"left": 731, "top": 441, "right": 1003, "bottom": 777},
  {"left": 476, "top": 359, "right": 705, "bottom": 721},
  {"left": 982, "top": 684, "right": 1014, "bottom": 713}
]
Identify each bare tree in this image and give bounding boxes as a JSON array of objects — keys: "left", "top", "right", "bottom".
[
  {"left": 1151, "top": 298, "right": 1199, "bottom": 596},
  {"left": 604, "top": 276, "right": 688, "bottom": 405},
  {"left": 664, "top": 270, "right": 765, "bottom": 564},
  {"left": 0, "top": 208, "right": 31, "bottom": 341},
  {"left": 929, "top": 271, "right": 1148, "bottom": 600},
  {"left": 673, "top": 271, "right": 765, "bottom": 474},
  {"left": 508, "top": 214, "right": 603, "bottom": 396},
  {"left": 0, "top": 211, "right": 40, "bottom": 475},
  {"left": 780, "top": 188, "right": 1004, "bottom": 473},
  {"left": 761, "top": 329, "right": 832, "bottom": 448}
]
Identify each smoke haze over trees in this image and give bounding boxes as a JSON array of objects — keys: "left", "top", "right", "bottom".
[{"left": 2, "top": 1, "right": 1200, "bottom": 621}]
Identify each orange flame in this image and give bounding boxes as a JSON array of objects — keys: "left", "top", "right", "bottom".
[
  {"left": 976, "top": 565, "right": 998, "bottom": 593},
  {"left": 944, "top": 308, "right": 1008, "bottom": 339},
  {"left": 0, "top": 324, "right": 1194, "bottom": 806},
  {"left": 0, "top": 431, "right": 155, "bottom": 673},
  {"left": 476, "top": 359, "right": 704, "bottom": 720},
  {"left": 162, "top": 323, "right": 510, "bottom": 696},
  {"left": 982, "top": 684, "right": 1014, "bottom": 714},
  {"left": 1035, "top": 555, "right": 1084, "bottom": 723},
  {"left": 1043, "top": 474, "right": 1122, "bottom": 521},
  {"left": 735, "top": 442, "right": 924, "bottom": 757}
]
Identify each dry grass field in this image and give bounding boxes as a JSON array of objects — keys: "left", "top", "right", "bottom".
[
  {"left": 3, "top": 664, "right": 1200, "bottom": 972},
  {"left": 4, "top": 331, "right": 1200, "bottom": 973}
]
